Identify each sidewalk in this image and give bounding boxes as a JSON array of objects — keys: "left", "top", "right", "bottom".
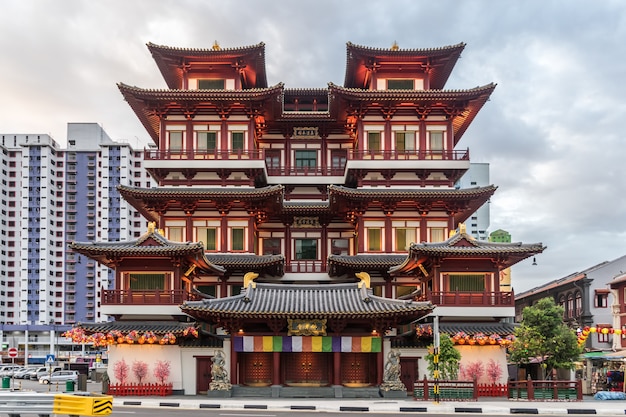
[{"left": 112, "top": 394, "right": 626, "bottom": 415}]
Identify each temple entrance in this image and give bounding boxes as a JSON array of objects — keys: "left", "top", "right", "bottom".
[
  {"left": 283, "top": 352, "right": 330, "bottom": 387},
  {"left": 240, "top": 352, "right": 273, "bottom": 386},
  {"left": 341, "top": 352, "right": 375, "bottom": 387}
]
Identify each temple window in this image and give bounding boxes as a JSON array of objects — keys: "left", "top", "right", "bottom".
[
  {"left": 429, "top": 227, "right": 446, "bottom": 243},
  {"left": 265, "top": 150, "right": 281, "bottom": 171},
  {"left": 428, "top": 131, "right": 444, "bottom": 157},
  {"left": 367, "top": 132, "right": 382, "bottom": 152},
  {"left": 198, "top": 79, "right": 225, "bottom": 89},
  {"left": 168, "top": 130, "right": 183, "bottom": 151},
  {"left": 196, "top": 131, "right": 217, "bottom": 152},
  {"left": 294, "top": 150, "right": 317, "bottom": 169},
  {"left": 394, "top": 227, "right": 416, "bottom": 251},
  {"left": 366, "top": 228, "right": 382, "bottom": 251},
  {"left": 262, "top": 238, "right": 281, "bottom": 255},
  {"left": 231, "top": 132, "right": 245, "bottom": 151},
  {"left": 447, "top": 274, "right": 485, "bottom": 292},
  {"left": 231, "top": 227, "right": 246, "bottom": 251},
  {"left": 295, "top": 239, "right": 317, "bottom": 260},
  {"left": 394, "top": 131, "right": 416, "bottom": 152},
  {"left": 165, "top": 225, "right": 185, "bottom": 242},
  {"left": 331, "top": 150, "right": 347, "bottom": 171},
  {"left": 128, "top": 272, "right": 168, "bottom": 290},
  {"left": 198, "top": 227, "right": 217, "bottom": 250},
  {"left": 330, "top": 238, "right": 349, "bottom": 255},
  {"left": 387, "top": 79, "right": 415, "bottom": 90}
]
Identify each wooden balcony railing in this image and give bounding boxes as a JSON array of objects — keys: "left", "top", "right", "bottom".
[
  {"left": 144, "top": 149, "right": 263, "bottom": 160},
  {"left": 419, "top": 290, "right": 514, "bottom": 307},
  {"left": 348, "top": 149, "right": 469, "bottom": 161},
  {"left": 284, "top": 261, "right": 326, "bottom": 273},
  {"left": 144, "top": 148, "right": 469, "bottom": 172},
  {"left": 101, "top": 289, "right": 202, "bottom": 305}
]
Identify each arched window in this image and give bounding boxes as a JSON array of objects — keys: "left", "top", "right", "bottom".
[
  {"left": 575, "top": 291, "right": 583, "bottom": 316},
  {"left": 558, "top": 295, "right": 566, "bottom": 318},
  {"left": 567, "top": 294, "right": 574, "bottom": 318}
]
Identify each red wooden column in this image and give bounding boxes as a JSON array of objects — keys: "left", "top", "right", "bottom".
[
  {"left": 333, "top": 351, "right": 341, "bottom": 386},
  {"left": 231, "top": 342, "right": 238, "bottom": 385},
  {"left": 272, "top": 351, "right": 281, "bottom": 385},
  {"left": 376, "top": 349, "right": 383, "bottom": 385}
]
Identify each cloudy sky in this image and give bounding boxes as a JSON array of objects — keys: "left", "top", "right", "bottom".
[{"left": 2, "top": 0, "right": 625, "bottom": 293}]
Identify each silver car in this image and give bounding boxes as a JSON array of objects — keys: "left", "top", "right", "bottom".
[{"left": 38, "top": 370, "right": 79, "bottom": 384}]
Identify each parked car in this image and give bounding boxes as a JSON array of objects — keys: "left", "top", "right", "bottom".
[
  {"left": 13, "top": 367, "right": 37, "bottom": 379},
  {"left": 0, "top": 366, "right": 21, "bottom": 377},
  {"left": 39, "top": 370, "right": 79, "bottom": 385},
  {"left": 33, "top": 366, "right": 63, "bottom": 381}
]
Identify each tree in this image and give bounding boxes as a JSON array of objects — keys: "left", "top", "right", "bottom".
[
  {"left": 486, "top": 359, "right": 503, "bottom": 384},
  {"left": 509, "top": 297, "right": 582, "bottom": 379},
  {"left": 132, "top": 360, "right": 148, "bottom": 384},
  {"left": 113, "top": 359, "right": 129, "bottom": 384},
  {"left": 153, "top": 360, "right": 171, "bottom": 384},
  {"left": 460, "top": 360, "right": 484, "bottom": 382},
  {"left": 425, "top": 334, "right": 461, "bottom": 380}
]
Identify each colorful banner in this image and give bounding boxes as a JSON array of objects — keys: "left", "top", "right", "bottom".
[{"left": 233, "top": 336, "right": 381, "bottom": 353}]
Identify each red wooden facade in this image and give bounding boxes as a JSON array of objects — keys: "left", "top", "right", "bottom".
[{"left": 70, "top": 41, "right": 545, "bottom": 394}]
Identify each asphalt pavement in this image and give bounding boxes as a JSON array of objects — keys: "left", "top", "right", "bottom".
[
  {"left": 111, "top": 393, "right": 626, "bottom": 415},
  {"left": 5, "top": 378, "right": 626, "bottom": 414}
]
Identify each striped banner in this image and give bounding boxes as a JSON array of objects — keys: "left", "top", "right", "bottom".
[{"left": 233, "top": 336, "right": 381, "bottom": 353}]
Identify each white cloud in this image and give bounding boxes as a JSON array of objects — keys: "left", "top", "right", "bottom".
[{"left": 1, "top": 0, "right": 625, "bottom": 291}]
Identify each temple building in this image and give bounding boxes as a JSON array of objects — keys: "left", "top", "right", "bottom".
[{"left": 69, "top": 41, "right": 544, "bottom": 397}]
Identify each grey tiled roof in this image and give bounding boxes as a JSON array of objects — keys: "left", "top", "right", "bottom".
[
  {"left": 328, "top": 254, "right": 406, "bottom": 277},
  {"left": 437, "top": 321, "right": 518, "bottom": 336},
  {"left": 182, "top": 282, "right": 432, "bottom": 320},
  {"left": 76, "top": 321, "right": 194, "bottom": 335}
]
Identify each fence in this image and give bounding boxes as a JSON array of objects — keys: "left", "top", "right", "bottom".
[
  {"left": 106, "top": 383, "right": 173, "bottom": 396},
  {"left": 508, "top": 379, "right": 582, "bottom": 401}
]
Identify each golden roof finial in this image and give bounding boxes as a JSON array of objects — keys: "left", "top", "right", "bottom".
[
  {"left": 244, "top": 271, "right": 259, "bottom": 289},
  {"left": 356, "top": 271, "right": 371, "bottom": 289},
  {"left": 391, "top": 41, "right": 399, "bottom": 51},
  {"left": 212, "top": 40, "right": 221, "bottom": 51},
  {"left": 147, "top": 222, "right": 156, "bottom": 233},
  {"left": 459, "top": 223, "right": 467, "bottom": 234}
]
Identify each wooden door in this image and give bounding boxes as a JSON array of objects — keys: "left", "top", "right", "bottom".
[
  {"left": 283, "top": 352, "right": 330, "bottom": 386},
  {"left": 400, "top": 357, "right": 418, "bottom": 394},
  {"left": 196, "top": 357, "right": 212, "bottom": 395}
]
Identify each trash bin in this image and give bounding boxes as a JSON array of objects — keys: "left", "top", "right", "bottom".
[
  {"left": 1, "top": 377, "right": 9, "bottom": 389},
  {"left": 65, "top": 380, "right": 75, "bottom": 392}
]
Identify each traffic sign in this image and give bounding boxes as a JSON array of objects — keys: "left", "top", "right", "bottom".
[
  {"left": 7, "top": 347, "right": 17, "bottom": 358},
  {"left": 46, "top": 354, "right": 55, "bottom": 364}
]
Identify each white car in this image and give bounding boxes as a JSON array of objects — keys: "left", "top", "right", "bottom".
[{"left": 39, "top": 370, "right": 79, "bottom": 384}]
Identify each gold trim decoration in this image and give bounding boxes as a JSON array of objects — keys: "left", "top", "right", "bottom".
[
  {"left": 292, "top": 127, "right": 319, "bottom": 139},
  {"left": 287, "top": 319, "right": 327, "bottom": 336}
]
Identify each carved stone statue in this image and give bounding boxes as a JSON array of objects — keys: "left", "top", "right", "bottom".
[
  {"left": 209, "top": 350, "right": 232, "bottom": 391},
  {"left": 380, "top": 349, "right": 406, "bottom": 392}
]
